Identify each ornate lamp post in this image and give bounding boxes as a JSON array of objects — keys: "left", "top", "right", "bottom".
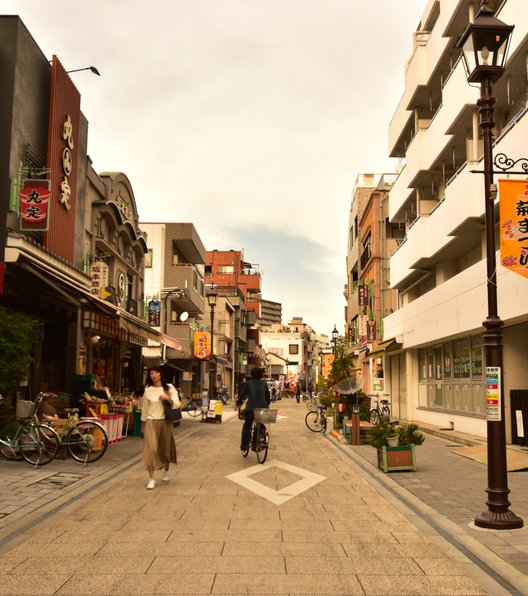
[
  {"left": 207, "top": 287, "right": 218, "bottom": 404},
  {"left": 331, "top": 324, "right": 338, "bottom": 354},
  {"left": 457, "top": 1, "right": 522, "bottom": 530}
]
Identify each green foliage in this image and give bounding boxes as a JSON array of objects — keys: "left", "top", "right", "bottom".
[
  {"left": 396, "top": 422, "right": 425, "bottom": 446},
  {"left": 369, "top": 419, "right": 425, "bottom": 449},
  {"left": 329, "top": 337, "right": 353, "bottom": 384},
  {"left": 0, "top": 306, "right": 39, "bottom": 395},
  {"left": 368, "top": 418, "right": 398, "bottom": 449}
]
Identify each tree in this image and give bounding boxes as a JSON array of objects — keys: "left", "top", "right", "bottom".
[{"left": 0, "top": 306, "right": 39, "bottom": 396}]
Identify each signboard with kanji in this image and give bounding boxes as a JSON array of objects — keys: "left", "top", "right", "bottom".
[
  {"left": 358, "top": 284, "right": 368, "bottom": 306},
  {"left": 194, "top": 332, "right": 211, "bottom": 359},
  {"left": 500, "top": 179, "right": 528, "bottom": 279},
  {"left": 486, "top": 366, "right": 501, "bottom": 421},
  {"left": 148, "top": 300, "right": 161, "bottom": 327},
  {"left": 90, "top": 261, "right": 110, "bottom": 298},
  {"left": 20, "top": 179, "right": 51, "bottom": 231}
]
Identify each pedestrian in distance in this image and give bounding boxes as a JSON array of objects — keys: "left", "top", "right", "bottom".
[
  {"left": 271, "top": 386, "right": 277, "bottom": 402},
  {"left": 295, "top": 382, "right": 301, "bottom": 403},
  {"left": 141, "top": 366, "right": 180, "bottom": 490},
  {"left": 236, "top": 366, "right": 271, "bottom": 452}
]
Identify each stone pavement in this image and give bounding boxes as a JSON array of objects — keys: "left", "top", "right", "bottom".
[{"left": 0, "top": 400, "right": 525, "bottom": 595}]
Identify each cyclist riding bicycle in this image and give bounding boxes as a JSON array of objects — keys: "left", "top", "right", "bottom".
[{"left": 236, "top": 367, "right": 270, "bottom": 453}]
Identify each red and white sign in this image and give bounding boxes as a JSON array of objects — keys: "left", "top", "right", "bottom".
[{"left": 20, "top": 180, "right": 51, "bottom": 231}]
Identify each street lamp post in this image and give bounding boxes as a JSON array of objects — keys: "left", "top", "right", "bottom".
[
  {"left": 457, "top": 1, "right": 523, "bottom": 530},
  {"left": 207, "top": 288, "right": 218, "bottom": 405},
  {"left": 331, "top": 324, "right": 338, "bottom": 355}
]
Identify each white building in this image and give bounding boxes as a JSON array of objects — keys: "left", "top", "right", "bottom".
[{"left": 383, "top": 0, "right": 528, "bottom": 441}]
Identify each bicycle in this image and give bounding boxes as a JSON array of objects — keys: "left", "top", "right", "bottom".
[
  {"left": 46, "top": 408, "right": 109, "bottom": 464},
  {"left": 305, "top": 405, "right": 327, "bottom": 433},
  {"left": 368, "top": 394, "right": 391, "bottom": 424},
  {"left": 305, "top": 394, "right": 319, "bottom": 411},
  {"left": 181, "top": 395, "right": 202, "bottom": 418},
  {"left": 0, "top": 393, "right": 60, "bottom": 466},
  {"left": 241, "top": 408, "right": 277, "bottom": 464}
]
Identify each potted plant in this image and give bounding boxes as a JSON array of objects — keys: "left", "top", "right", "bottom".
[
  {"left": 368, "top": 417, "right": 399, "bottom": 449},
  {"left": 369, "top": 419, "right": 425, "bottom": 472}
]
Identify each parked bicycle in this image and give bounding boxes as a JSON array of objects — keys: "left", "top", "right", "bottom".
[
  {"left": 305, "top": 394, "right": 319, "bottom": 411},
  {"left": 181, "top": 395, "right": 202, "bottom": 418},
  {"left": 305, "top": 404, "right": 327, "bottom": 433},
  {"left": 45, "top": 408, "right": 108, "bottom": 465},
  {"left": 241, "top": 408, "right": 277, "bottom": 464},
  {"left": 369, "top": 394, "right": 391, "bottom": 424},
  {"left": 0, "top": 392, "right": 60, "bottom": 466}
]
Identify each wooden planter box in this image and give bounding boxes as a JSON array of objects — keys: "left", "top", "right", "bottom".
[{"left": 377, "top": 445, "right": 416, "bottom": 472}]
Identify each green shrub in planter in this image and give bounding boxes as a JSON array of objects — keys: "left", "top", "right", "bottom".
[{"left": 396, "top": 422, "right": 425, "bottom": 446}]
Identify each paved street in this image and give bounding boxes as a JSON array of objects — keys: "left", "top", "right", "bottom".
[{"left": 0, "top": 400, "right": 527, "bottom": 595}]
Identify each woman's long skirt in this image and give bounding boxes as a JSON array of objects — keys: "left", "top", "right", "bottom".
[{"left": 141, "top": 419, "right": 177, "bottom": 470}]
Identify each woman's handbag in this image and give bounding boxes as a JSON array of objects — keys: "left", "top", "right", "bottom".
[{"left": 162, "top": 400, "right": 182, "bottom": 422}]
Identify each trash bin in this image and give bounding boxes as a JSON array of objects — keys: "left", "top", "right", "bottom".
[{"left": 133, "top": 410, "right": 143, "bottom": 437}]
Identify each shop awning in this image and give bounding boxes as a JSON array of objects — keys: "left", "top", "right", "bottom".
[
  {"left": 159, "top": 333, "right": 183, "bottom": 351},
  {"left": 367, "top": 338, "right": 402, "bottom": 359},
  {"left": 214, "top": 355, "right": 228, "bottom": 366}
]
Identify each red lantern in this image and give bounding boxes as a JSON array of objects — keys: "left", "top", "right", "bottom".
[{"left": 338, "top": 403, "right": 345, "bottom": 413}]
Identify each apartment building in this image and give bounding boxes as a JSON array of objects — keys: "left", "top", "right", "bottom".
[
  {"left": 383, "top": 0, "right": 528, "bottom": 440},
  {"left": 346, "top": 174, "right": 400, "bottom": 395}
]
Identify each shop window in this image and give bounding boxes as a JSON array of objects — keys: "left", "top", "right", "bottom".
[
  {"left": 454, "top": 338, "right": 470, "bottom": 379},
  {"left": 471, "top": 336, "right": 483, "bottom": 377},
  {"left": 433, "top": 345, "right": 442, "bottom": 380},
  {"left": 419, "top": 349, "right": 427, "bottom": 380},
  {"left": 427, "top": 347, "right": 434, "bottom": 379},
  {"left": 443, "top": 342, "right": 452, "bottom": 379}
]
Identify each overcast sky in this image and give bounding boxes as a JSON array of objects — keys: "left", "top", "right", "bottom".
[{"left": 5, "top": 0, "right": 427, "bottom": 336}]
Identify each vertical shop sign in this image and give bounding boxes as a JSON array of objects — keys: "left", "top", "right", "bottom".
[
  {"left": 358, "top": 284, "right": 368, "bottom": 306},
  {"left": 485, "top": 366, "right": 501, "bottom": 421},
  {"left": 194, "top": 332, "right": 211, "bottom": 359},
  {"left": 148, "top": 300, "right": 161, "bottom": 327},
  {"left": 367, "top": 320, "right": 377, "bottom": 342},
  {"left": 90, "top": 261, "right": 110, "bottom": 298},
  {"left": 20, "top": 180, "right": 51, "bottom": 231},
  {"left": 500, "top": 179, "right": 528, "bottom": 279},
  {"left": 359, "top": 314, "right": 368, "bottom": 345}
]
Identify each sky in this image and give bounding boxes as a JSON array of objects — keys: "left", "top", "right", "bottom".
[{"left": 4, "top": 0, "right": 427, "bottom": 336}]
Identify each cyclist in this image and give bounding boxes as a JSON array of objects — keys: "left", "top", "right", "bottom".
[{"left": 236, "top": 367, "right": 270, "bottom": 453}]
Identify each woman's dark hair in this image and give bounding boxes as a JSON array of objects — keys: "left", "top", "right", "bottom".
[
  {"left": 145, "top": 365, "right": 170, "bottom": 392},
  {"left": 250, "top": 366, "right": 265, "bottom": 379}
]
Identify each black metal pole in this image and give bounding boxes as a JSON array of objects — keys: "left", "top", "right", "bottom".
[
  {"left": 474, "top": 75, "right": 523, "bottom": 530},
  {"left": 209, "top": 303, "right": 216, "bottom": 404}
]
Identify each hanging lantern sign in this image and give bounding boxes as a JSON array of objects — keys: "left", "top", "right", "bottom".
[
  {"left": 194, "top": 332, "right": 211, "bottom": 359},
  {"left": 20, "top": 179, "right": 51, "bottom": 231}
]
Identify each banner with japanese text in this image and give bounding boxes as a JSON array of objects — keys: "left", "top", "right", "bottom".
[
  {"left": 194, "top": 332, "right": 211, "bottom": 359},
  {"left": 500, "top": 179, "right": 528, "bottom": 279},
  {"left": 20, "top": 179, "right": 51, "bottom": 231}
]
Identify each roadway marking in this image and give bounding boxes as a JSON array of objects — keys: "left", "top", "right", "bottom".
[{"left": 226, "top": 459, "right": 326, "bottom": 505}]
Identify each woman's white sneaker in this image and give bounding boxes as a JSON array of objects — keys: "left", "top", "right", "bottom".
[
  {"left": 146, "top": 479, "right": 156, "bottom": 490},
  {"left": 162, "top": 471, "right": 170, "bottom": 483}
]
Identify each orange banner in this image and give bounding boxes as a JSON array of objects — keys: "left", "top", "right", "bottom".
[
  {"left": 500, "top": 179, "right": 528, "bottom": 279},
  {"left": 193, "top": 331, "right": 211, "bottom": 359},
  {"left": 322, "top": 353, "right": 334, "bottom": 378}
]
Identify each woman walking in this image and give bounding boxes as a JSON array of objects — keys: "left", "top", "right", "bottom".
[{"left": 141, "top": 366, "right": 179, "bottom": 489}]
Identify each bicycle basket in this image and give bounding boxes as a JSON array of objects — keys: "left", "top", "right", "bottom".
[
  {"left": 15, "top": 400, "right": 36, "bottom": 420},
  {"left": 253, "top": 408, "right": 278, "bottom": 424}
]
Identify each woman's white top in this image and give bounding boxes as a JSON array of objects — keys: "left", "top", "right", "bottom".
[{"left": 141, "top": 384, "right": 180, "bottom": 421}]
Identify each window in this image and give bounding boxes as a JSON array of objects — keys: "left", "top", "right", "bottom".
[
  {"left": 453, "top": 338, "right": 470, "bottom": 379},
  {"left": 443, "top": 342, "right": 452, "bottom": 379},
  {"left": 471, "top": 337, "right": 483, "bottom": 377},
  {"left": 145, "top": 249, "right": 153, "bottom": 268},
  {"left": 218, "top": 265, "right": 234, "bottom": 274},
  {"left": 419, "top": 349, "right": 427, "bottom": 380},
  {"left": 289, "top": 344, "right": 299, "bottom": 355}
]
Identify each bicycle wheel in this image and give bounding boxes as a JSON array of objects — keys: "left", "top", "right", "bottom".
[
  {"left": 19, "top": 423, "right": 59, "bottom": 466},
  {"left": 382, "top": 406, "right": 391, "bottom": 421},
  {"left": 369, "top": 409, "right": 380, "bottom": 425},
  {"left": 67, "top": 420, "right": 108, "bottom": 464},
  {"left": 255, "top": 424, "right": 268, "bottom": 464},
  {"left": 305, "top": 410, "right": 323, "bottom": 432},
  {"left": 0, "top": 421, "right": 23, "bottom": 460},
  {"left": 186, "top": 398, "right": 202, "bottom": 418}
]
